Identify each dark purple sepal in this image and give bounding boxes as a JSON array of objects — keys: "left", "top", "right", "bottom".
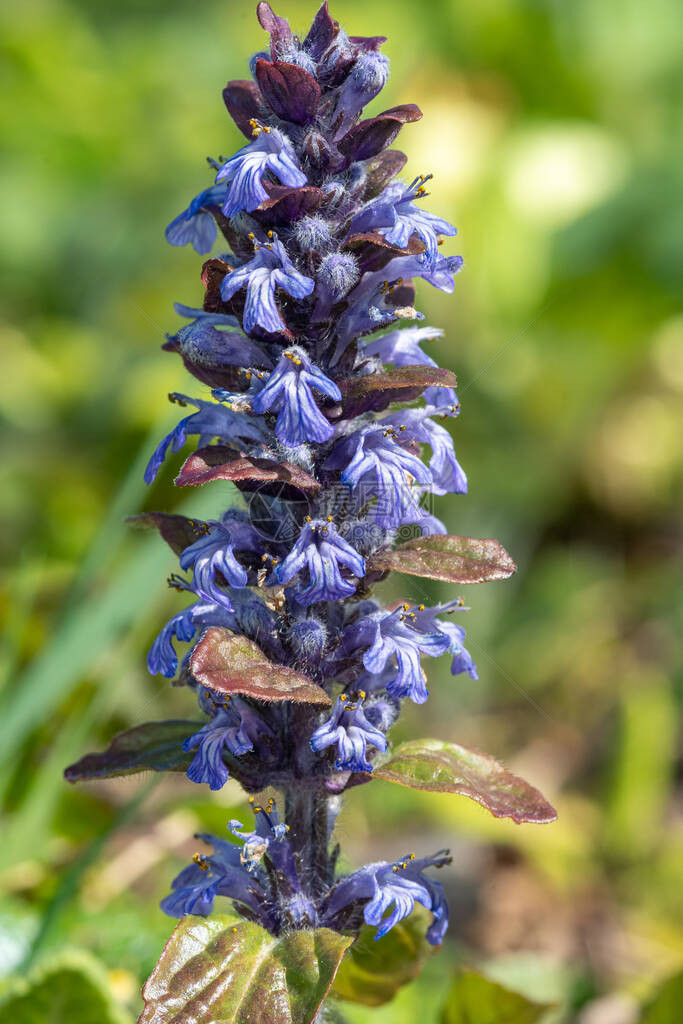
[
  {"left": 162, "top": 324, "right": 272, "bottom": 393},
  {"left": 256, "top": 1, "right": 293, "bottom": 58},
  {"left": 161, "top": 335, "right": 249, "bottom": 393},
  {"left": 344, "top": 232, "right": 426, "bottom": 274},
  {"left": 363, "top": 149, "right": 408, "bottom": 198},
  {"left": 349, "top": 35, "right": 388, "bottom": 51},
  {"left": 254, "top": 184, "right": 325, "bottom": 225},
  {"left": 303, "top": 1, "right": 340, "bottom": 59},
  {"left": 175, "top": 445, "right": 321, "bottom": 497},
  {"left": 206, "top": 210, "right": 256, "bottom": 261},
  {"left": 303, "top": 129, "right": 336, "bottom": 170},
  {"left": 338, "top": 105, "right": 422, "bottom": 163},
  {"left": 127, "top": 512, "right": 209, "bottom": 557},
  {"left": 64, "top": 720, "right": 201, "bottom": 781},
  {"left": 254, "top": 59, "right": 321, "bottom": 125},
  {"left": 336, "top": 365, "right": 458, "bottom": 418},
  {"left": 201, "top": 257, "right": 236, "bottom": 313},
  {"left": 222, "top": 79, "right": 266, "bottom": 138}
]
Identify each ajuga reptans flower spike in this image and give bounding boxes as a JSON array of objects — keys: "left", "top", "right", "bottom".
[{"left": 67, "top": 5, "right": 557, "bottom": 1019}]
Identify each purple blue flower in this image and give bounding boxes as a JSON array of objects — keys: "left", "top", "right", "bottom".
[
  {"left": 220, "top": 235, "right": 315, "bottom": 335},
  {"left": 383, "top": 407, "right": 467, "bottom": 496},
  {"left": 161, "top": 833, "right": 272, "bottom": 925},
  {"left": 413, "top": 601, "right": 478, "bottom": 679},
  {"left": 178, "top": 519, "right": 255, "bottom": 609},
  {"left": 215, "top": 126, "right": 307, "bottom": 217},
  {"left": 165, "top": 183, "right": 227, "bottom": 254},
  {"left": 324, "top": 850, "right": 451, "bottom": 944},
  {"left": 325, "top": 423, "right": 431, "bottom": 527},
  {"left": 310, "top": 693, "right": 387, "bottom": 773},
  {"left": 362, "top": 324, "right": 443, "bottom": 367},
  {"left": 275, "top": 518, "right": 366, "bottom": 605},
  {"left": 344, "top": 607, "right": 451, "bottom": 704},
  {"left": 144, "top": 394, "right": 264, "bottom": 484},
  {"left": 350, "top": 175, "right": 457, "bottom": 268},
  {"left": 251, "top": 347, "right": 341, "bottom": 445},
  {"left": 183, "top": 699, "right": 270, "bottom": 791}
]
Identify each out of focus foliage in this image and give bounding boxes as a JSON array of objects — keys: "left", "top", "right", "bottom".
[{"left": 0, "top": 0, "right": 681, "bottom": 1021}]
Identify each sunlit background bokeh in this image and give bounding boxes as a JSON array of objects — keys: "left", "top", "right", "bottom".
[{"left": 1, "top": 0, "right": 682, "bottom": 1020}]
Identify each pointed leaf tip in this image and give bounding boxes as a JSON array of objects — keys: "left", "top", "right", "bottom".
[
  {"left": 65, "top": 720, "right": 199, "bottom": 782},
  {"left": 190, "top": 627, "right": 331, "bottom": 705},
  {"left": 373, "top": 739, "right": 557, "bottom": 824}
]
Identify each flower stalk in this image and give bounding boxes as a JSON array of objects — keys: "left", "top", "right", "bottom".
[{"left": 67, "top": 4, "right": 557, "bottom": 1017}]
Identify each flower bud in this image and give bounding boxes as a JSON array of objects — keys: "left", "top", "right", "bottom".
[
  {"left": 293, "top": 215, "right": 332, "bottom": 253},
  {"left": 335, "top": 52, "right": 390, "bottom": 132},
  {"left": 318, "top": 252, "right": 359, "bottom": 300},
  {"left": 288, "top": 618, "right": 327, "bottom": 664}
]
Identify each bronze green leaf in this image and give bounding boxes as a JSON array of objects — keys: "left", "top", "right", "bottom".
[
  {"left": 64, "top": 720, "right": 200, "bottom": 782},
  {"left": 175, "top": 446, "right": 321, "bottom": 496},
  {"left": 332, "top": 905, "right": 434, "bottom": 1007},
  {"left": 127, "top": 512, "right": 209, "bottom": 557},
  {"left": 338, "top": 365, "right": 458, "bottom": 417},
  {"left": 367, "top": 534, "right": 516, "bottom": 584},
  {"left": 373, "top": 739, "right": 557, "bottom": 824},
  {"left": 190, "top": 627, "right": 331, "bottom": 705},
  {"left": 139, "top": 914, "right": 353, "bottom": 1024}
]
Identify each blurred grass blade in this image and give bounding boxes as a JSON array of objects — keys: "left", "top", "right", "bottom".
[
  {"left": 0, "top": 475, "right": 221, "bottom": 776},
  {"left": 23, "top": 777, "right": 157, "bottom": 968}
]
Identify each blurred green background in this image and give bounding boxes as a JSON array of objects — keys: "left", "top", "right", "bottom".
[{"left": 1, "top": 0, "right": 682, "bottom": 1020}]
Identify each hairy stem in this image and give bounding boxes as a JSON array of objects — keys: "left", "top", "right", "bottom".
[{"left": 284, "top": 784, "right": 330, "bottom": 898}]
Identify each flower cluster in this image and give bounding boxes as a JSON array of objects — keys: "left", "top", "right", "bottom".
[
  {"left": 75, "top": 3, "right": 532, "bottom": 968},
  {"left": 148, "top": 0, "right": 473, "bottom": 947}
]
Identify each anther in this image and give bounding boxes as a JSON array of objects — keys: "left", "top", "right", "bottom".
[
  {"left": 340, "top": 694, "right": 347, "bottom": 701},
  {"left": 326, "top": 515, "right": 333, "bottom": 522}
]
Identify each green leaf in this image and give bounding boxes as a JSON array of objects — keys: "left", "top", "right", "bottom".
[
  {"left": 367, "top": 534, "right": 516, "bottom": 584},
  {"left": 641, "top": 969, "right": 683, "bottom": 1024},
  {"left": 332, "top": 905, "right": 434, "bottom": 1007},
  {"left": 64, "top": 720, "right": 200, "bottom": 782},
  {"left": 190, "top": 627, "right": 331, "bottom": 705},
  {"left": 139, "top": 913, "right": 353, "bottom": 1024},
  {"left": 0, "top": 949, "right": 129, "bottom": 1024},
  {"left": 441, "top": 968, "right": 552, "bottom": 1024},
  {"left": 373, "top": 739, "right": 557, "bottom": 824}
]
